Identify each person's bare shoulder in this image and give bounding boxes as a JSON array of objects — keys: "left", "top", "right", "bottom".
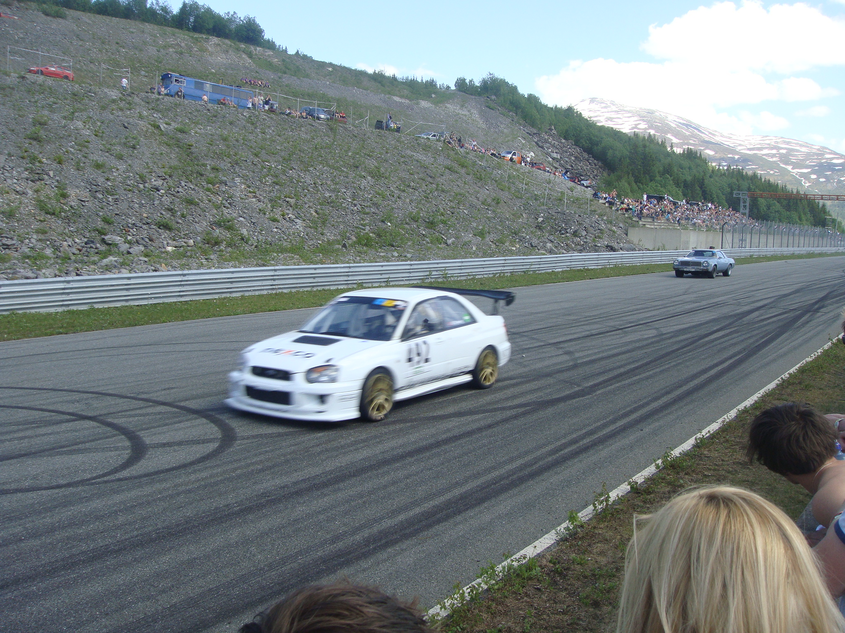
[{"left": 812, "top": 461, "right": 845, "bottom": 527}]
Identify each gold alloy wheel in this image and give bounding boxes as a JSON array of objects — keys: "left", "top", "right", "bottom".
[
  {"left": 473, "top": 348, "right": 498, "bottom": 388},
  {"left": 362, "top": 372, "right": 393, "bottom": 421}
]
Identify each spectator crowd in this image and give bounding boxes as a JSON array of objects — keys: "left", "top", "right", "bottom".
[
  {"left": 241, "top": 77, "right": 270, "bottom": 88},
  {"left": 593, "top": 190, "right": 755, "bottom": 230}
]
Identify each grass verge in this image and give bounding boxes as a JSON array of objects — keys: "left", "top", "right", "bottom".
[
  {"left": 434, "top": 341, "right": 845, "bottom": 632},
  {"left": 0, "top": 254, "right": 836, "bottom": 342}
]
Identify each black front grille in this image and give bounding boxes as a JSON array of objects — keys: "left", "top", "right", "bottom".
[
  {"left": 246, "top": 386, "right": 291, "bottom": 405},
  {"left": 252, "top": 367, "right": 291, "bottom": 381}
]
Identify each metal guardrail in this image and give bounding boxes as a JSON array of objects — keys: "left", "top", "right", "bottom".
[{"left": 1, "top": 248, "right": 841, "bottom": 314}]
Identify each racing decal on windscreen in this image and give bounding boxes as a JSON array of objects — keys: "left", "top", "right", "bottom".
[{"left": 373, "top": 299, "right": 407, "bottom": 310}]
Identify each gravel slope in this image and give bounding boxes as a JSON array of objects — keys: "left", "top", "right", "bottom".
[{"left": 0, "top": 2, "right": 636, "bottom": 280}]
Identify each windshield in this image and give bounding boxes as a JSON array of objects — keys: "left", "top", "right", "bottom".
[
  {"left": 689, "top": 250, "right": 715, "bottom": 257},
  {"left": 300, "top": 296, "right": 408, "bottom": 341}
]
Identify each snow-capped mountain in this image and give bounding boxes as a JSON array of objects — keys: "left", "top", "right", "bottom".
[{"left": 574, "top": 98, "right": 845, "bottom": 197}]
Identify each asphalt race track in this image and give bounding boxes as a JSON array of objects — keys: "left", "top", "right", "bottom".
[{"left": 2, "top": 256, "right": 844, "bottom": 632}]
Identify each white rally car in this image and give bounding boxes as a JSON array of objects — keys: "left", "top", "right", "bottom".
[{"left": 226, "top": 287, "right": 514, "bottom": 422}]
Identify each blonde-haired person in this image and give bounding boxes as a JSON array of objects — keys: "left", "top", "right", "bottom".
[{"left": 616, "top": 486, "right": 844, "bottom": 633}]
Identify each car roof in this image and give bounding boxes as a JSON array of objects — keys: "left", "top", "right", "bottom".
[{"left": 337, "top": 287, "right": 452, "bottom": 302}]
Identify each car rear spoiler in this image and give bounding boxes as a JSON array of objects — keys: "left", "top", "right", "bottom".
[{"left": 416, "top": 286, "right": 515, "bottom": 315}]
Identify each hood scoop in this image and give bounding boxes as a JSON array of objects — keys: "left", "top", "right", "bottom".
[{"left": 293, "top": 335, "right": 340, "bottom": 346}]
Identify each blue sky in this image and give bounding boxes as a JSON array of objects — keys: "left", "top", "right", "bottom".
[{"left": 193, "top": 0, "right": 845, "bottom": 153}]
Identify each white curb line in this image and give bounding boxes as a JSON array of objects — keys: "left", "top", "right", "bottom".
[{"left": 428, "top": 338, "right": 839, "bottom": 620}]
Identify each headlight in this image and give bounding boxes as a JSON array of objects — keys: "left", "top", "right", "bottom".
[
  {"left": 673, "top": 259, "right": 679, "bottom": 265},
  {"left": 306, "top": 365, "right": 339, "bottom": 383}
]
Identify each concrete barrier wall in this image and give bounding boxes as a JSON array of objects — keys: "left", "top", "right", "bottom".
[
  {"left": 629, "top": 224, "right": 844, "bottom": 250},
  {"left": 628, "top": 227, "right": 724, "bottom": 250}
]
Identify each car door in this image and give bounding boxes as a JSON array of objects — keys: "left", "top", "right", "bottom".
[
  {"left": 431, "top": 296, "right": 479, "bottom": 376},
  {"left": 400, "top": 299, "right": 449, "bottom": 388}
]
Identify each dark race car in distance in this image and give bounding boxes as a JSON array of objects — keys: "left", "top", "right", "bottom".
[
  {"left": 673, "top": 248, "right": 735, "bottom": 278},
  {"left": 300, "top": 106, "right": 331, "bottom": 120}
]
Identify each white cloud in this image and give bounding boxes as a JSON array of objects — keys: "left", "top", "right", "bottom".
[
  {"left": 536, "top": 58, "right": 776, "bottom": 109},
  {"left": 535, "top": 58, "right": 780, "bottom": 129},
  {"left": 797, "top": 105, "right": 832, "bottom": 117},
  {"left": 534, "top": 2, "right": 843, "bottom": 138},
  {"left": 643, "top": 1, "right": 845, "bottom": 74},
  {"left": 737, "top": 110, "right": 791, "bottom": 131},
  {"left": 776, "top": 77, "right": 839, "bottom": 101}
]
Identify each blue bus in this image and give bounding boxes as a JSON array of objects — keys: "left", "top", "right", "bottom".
[{"left": 160, "top": 72, "right": 253, "bottom": 108}]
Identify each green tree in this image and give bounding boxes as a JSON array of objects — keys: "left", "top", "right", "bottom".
[{"left": 233, "top": 15, "right": 263, "bottom": 45}]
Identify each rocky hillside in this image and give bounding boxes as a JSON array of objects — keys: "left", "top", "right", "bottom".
[{"left": 0, "top": 2, "right": 636, "bottom": 281}]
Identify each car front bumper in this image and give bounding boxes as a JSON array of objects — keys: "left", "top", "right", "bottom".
[
  {"left": 226, "top": 370, "right": 362, "bottom": 422},
  {"left": 673, "top": 264, "right": 711, "bottom": 272}
]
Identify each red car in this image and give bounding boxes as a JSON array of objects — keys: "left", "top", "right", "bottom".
[{"left": 28, "top": 65, "right": 74, "bottom": 81}]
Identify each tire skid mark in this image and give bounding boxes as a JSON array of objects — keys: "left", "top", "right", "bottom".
[
  {"left": 502, "top": 283, "right": 844, "bottom": 410},
  {"left": 0, "top": 400, "right": 535, "bottom": 593},
  {"left": 0, "top": 340, "right": 246, "bottom": 364},
  {"left": 512, "top": 279, "right": 842, "bottom": 359},
  {"left": 111, "top": 391, "right": 698, "bottom": 633},
  {"left": 0, "top": 387, "right": 236, "bottom": 491},
  {"left": 557, "top": 288, "right": 835, "bottom": 420},
  {"left": 0, "top": 404, "right": 148, "bottom": 492},
  {"left": 3, "top": 311, "right": 780, "bottom": 601}
]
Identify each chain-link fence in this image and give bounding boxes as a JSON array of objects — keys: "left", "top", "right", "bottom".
[
  {"left": 720, "top": 221, "right": 843, "bottom": 248},
  {"left": 5, "top": 45, "right": 72, "bottom": 77}
]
